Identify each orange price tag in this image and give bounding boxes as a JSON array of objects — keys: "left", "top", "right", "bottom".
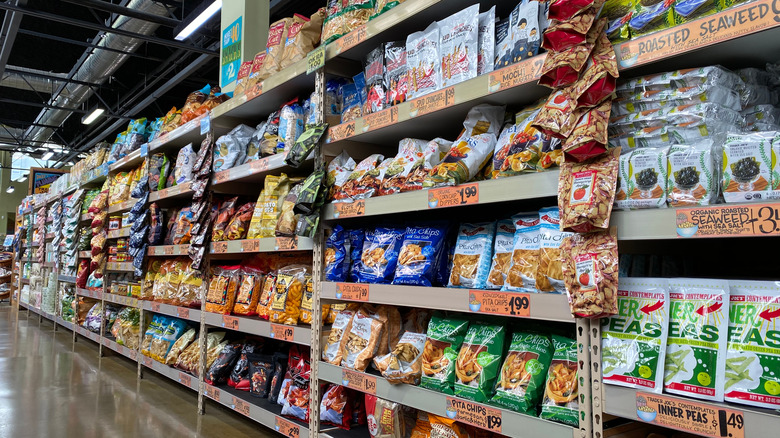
[
  {"left": 335, "top": 24, "right": 366, "bottom": 53},
  {"left": 409, "top": 86, "right": 455, "bottom": 118},
  {"left": 151, "top": 302, "right": 160, "bottom": 312},
  {"left": 341, "top": 369, "right": 377, "bottom": 394},
  {"left": 333, "top": 200, "right": 365, "bottom": 218},
  {"left": 275, "top": 417, "right": 300, "bottom": 438},
  {"left": 158, "top": 188, "right": 169, "bottom": 199},
  {"left": 205, "top": 385, "right": 220, "bottom": 402},
  {"left": 327, "top": 121, "right": 356, "bottom": 142},
  {"left": 163, "top": 246, "right": 175, "bottom": 255},
  {"left": 336, "top": 283, "right": 369, "bottom": 301},
  {"left": 143, "top": 356, "right": 153, "bottom": 367},
  {"left": 179, "top": 372, "right": 192, "bottom": 388},
  {"left": 232, "top": 396, "right": 250, "bottom": 416},
  {"left": 635, "top": 392, "right": 744, "bottom": 438},
  {"left": 488, "top": 55, "right": 545, "bottom": 93},
  {"left": 241, "top": 239, "right": 260, "bottom": 252},
  {"left": 177, "top": 307, "right": 190, "bottom": 319},
  {"left": 468, "top": 290, "right": 530, "bottom": 317},
  {"left": 445, "top": 397, "right": 502, "bottom": 433},
  {"left": 428, "top": 183, "right": 479, "bottom": 209},
  {"left": 275, "top": 237, "right": 297, "bottom": 251},
  {"left": 214, "top": 170, "right": 230, "bottom": 184},
  {"left": 222, "top": 315, "right": 239, "bottom": 330},
  {"left": 103, "top": 337, "right": 109, "bottom": 347},
  {"left": 362, "top": 106, "right": 398, "bottom": 133},
  {"left": 117, "top": 344, "right": 125, "bottom": 355},
  {"left": 213, "top": 242, "right": 228, "bottom": 253},
  {"left": 675, "top": 203, "right": 780, "bottom": 238},
  {"left": 250, "top": 157, "right": 270, "bottom": 173},
  {"left": 246, "top": 83, "right": 263, "bottom": 99},
  {"left": 270, "top": 323, "right": 294, "bottom": 341}
]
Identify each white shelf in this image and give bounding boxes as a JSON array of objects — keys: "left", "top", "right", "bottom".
[
  {"left": 209, "top": 237, "right": 314, "bottom": 255},
  {"left": 102, "top": 337, "right": 138, "bottom": 361},
  {"left": 74, "top": 325, "right": 101, "bottom": 344},
  {"left": 55, "top": 316, "right": 73, "bottom": 331},
  {"left": 203, "top": 311, "right": 312, "bottom": 345},
  {"left": 107, "top": 200, "right": 136, "bottom": 214},
  {"left": 148, "top": 182, "right": 193, "bottom": 203},
  {"left": 109, "top": 149, "right": 144, "bottom": 173},
  {"left": 57, "top": 275, "right": 76, "bottom": 284},
  {"left": 103, "top": 294, "right": 139, "bottom": 308},
  {"left": 141, "top": 355, "right": 198, "bottom": 391}
]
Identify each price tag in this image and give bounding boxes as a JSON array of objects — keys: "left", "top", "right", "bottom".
[
  {"left": 487, "top": 56, "right": 545, "bottom": 93},
  {"left": 306, "top": 44, "right": 325, "bottom": 74},
  {"left": 335, "top": 283, "right": 369, "bottom": 301},
  {"left": 409, "top": 86, "right": 455, "bottom": 118},
  {"left": 428, "top": 183, "right": 479, "bottom": 209},
  {"left": 468, "top": 290, "right": 530, "bottom": 317},
  {"left": 362, "top": 106, "right": 398, "bottom": 133},
  {"left": 205, "top": 385, "right": 220, "bottom": 402},
  {"left": 635, "top": 392, "right": 744, "bottom": 438},
  {"left": 200, "top": 114, "right": 211, "bottom": 134},
  {"left": 327, "top": 121, "right": 356, "bottom": 143},
  {"left": 179, "top": 372, "right": 192, "bottom": 388},
  {"left": 143, "top": 356, "right": 153, "bottom": 367},
  {"left": 250, "top": 157, "right": 270, "bottom": 173},
  {"left": 275, "top": 417, "right": 300, "bottom": 438},
  {"left": 103, "top": 337, "right": 109, "bottom": 347},
  {"left": 241, "top": 239, "right": 260, "bottom": 252},
  {"left": 163, "top": 246, "right": 175, "bottom": 255},
  {"left": 157, "top": 188, "right": 170, "bottom": 199},
  {"left": 275, "top": 237, "right": 297, "bottom": 251},
  {"left": 333, "top": 200, "right": 365, "bottom": 218},
  {"left": 232, "top": 396, "right": 251, "bottom": 416},
  {"left": 222, "top": 315, "right": 239, "bottom": 330},
  {"left": 335, "top": 24, "right": 366, "bottom": 53},
  {"left": 177, "top": 307, "right": 190, "bottom": 319},
  {"left": 140, "top": 143, "right": 148, "bottom": 157},
  {"left": 214, "top": 170, "right": 230, "bottom": 184},
  {"left": 246, "top": 83, "right": 263, "bottom": 100},
  {"left": 151, "top": 302, "right": 161, "bottom": 312},
  {"left": 270, "top": 324, "right": 295, "bottom": 341},
  {"left": 445, "top": 397, "right": 502, "bottom": 433},
  {"left": 675, "top": 203, "right": 780, "bottom": 238},
  {"left": 117, "top": 344, "right": 125, "bottom": 355},
  {"left": 212, "top": 242, "right": 228, "bottom": 253},
  {"left": 341, "top": 369, "right": 377, "bottom": 394}
]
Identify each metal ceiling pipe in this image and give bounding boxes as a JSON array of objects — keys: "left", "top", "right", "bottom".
[
  {"left": 0, "top": 66, "right": 71, "bottom": 96},
  {"left": 24, "top": 0, "right": 173, "bottom": 146}
]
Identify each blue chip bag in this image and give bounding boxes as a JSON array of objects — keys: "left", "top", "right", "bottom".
[
  {"left": 355, "top": 226, "right": 404, "bottom": 284},
  {"left": 347, "top": 229, "right": 365, "bottom": 283},
  {"left": 392, "top": 222, "right": 448, "bottom": 287},
  {"left": 448, "top": 222, "right": 496, "bottom": 289},
  {"left": 325, "top": 225, "right": 349, "bottom": 282}
]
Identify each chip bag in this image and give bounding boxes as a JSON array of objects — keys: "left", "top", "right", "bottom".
[
  {"left": 420, "top": 314, "right": 469, "bottom": 394},
  {"left": 269, "top": 264, "right": 310, "bottom": 325},
  {"left": 454, "top": 322, "right": 506, "bottom": 402},
  {"left": 448, "top": 222, "right": 495, "bottom": 289},
  {"left": 558, "top": 147, "right": 620, "bottom": 233},
  {"left": 492, "top": 331, "right": 554, "bottom": 414},
  {"left": 540, "top": 335, "right": 580, "bottom": 426},
  {"left": 391, "top": 223, "right": 447, "bottom": 287},
  {"left": 561, "top": 228, "right": 619, "bottom": 318}
]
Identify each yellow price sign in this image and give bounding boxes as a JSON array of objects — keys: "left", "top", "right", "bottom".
[{"left": 306, "top": 45, "right": 325, "bottom": 74}]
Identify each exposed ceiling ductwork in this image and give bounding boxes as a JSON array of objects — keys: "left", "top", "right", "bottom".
[{"left": 1, "top": 66, "right": 71, "bottom": 96}]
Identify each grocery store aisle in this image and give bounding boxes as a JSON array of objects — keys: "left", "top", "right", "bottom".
[{"left": 0, "top": 306, "right": 274, "bottom": 438}]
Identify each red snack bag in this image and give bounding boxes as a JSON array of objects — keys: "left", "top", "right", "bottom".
[
  {"left": 542, "top": 3, "right": 603, "bottom": 52},
  {"left": 558, "top": 147, "right": 620, "bottom": 233},
  {"left": 539, "top": 18, "right": 606, "bottom": 89},
  {"left": 211, "top": 197, "right": 238, "bottom": 242},
  {"left": 531, "top": 89, "right": 580, "bottom": 139},
  {"left": 224, "top": 202, "right": 256, "bottom": 241},
  {"left": 561, "top": 228, "right": 618, "bottom": 318},
  {"left": 320, "top": 384, "right": 353, "bottom": 430},
  {"left": 570, "top": 30, "right": 618, "bottom": 107},
  {"left": 562, "top": 100, "right": 611, "bottom": 162},
  {"left": 549, "top": 0, "right": 598, "bottom": 21}
]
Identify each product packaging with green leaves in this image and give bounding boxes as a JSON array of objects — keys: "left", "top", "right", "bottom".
[
  {"left": 491, "top": 331, "right": 553, "bottom": 414},
  {"left": 420, "top": 314, "right": 470, "bottom": 394},
  {"left": 602, "top": 277, "right": 669, "bottom": 393},
  {"left": 726, "top": 280, "right": 780, "bottom": 409},
  {"left": 453, "top": 322, "right": 506, "bottom": 402},
  {"left": 664, "top": 278, "right": 729, "bottom": 402}
]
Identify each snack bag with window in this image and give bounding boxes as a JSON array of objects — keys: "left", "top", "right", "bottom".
[
  {"left": 365, "top": 394, "right": 404, "bottom": 438},
  {"left": 492, "top": 331, "right": 554, "bottom": 414},
  {"left": 384, "top": 41, "right": 408, "bottom": 106},
  {"left": 561, "top": 228, "right": 619, "bottom": 318},
  {"left": 341, "top": 305, "right": 385, "bottom": 372},
  {"left": 439, "top": 5, "right": 479, "bottom": 88},
  {"left": 537, "top": 207, "right": 573, "bottom": 294},
  {"left": 503, "top": 213, "right": 541, "bottom": 293},
  {"left": 164, "top": 328, "right": 196, "bottom": 365},
  {"left": 722, "top": 131, "right": 776, "bottom": 203},
  {"left": 355, "top": 226, "right": 404, "bottom": 284},
  {"left": 269, "top": 264, "right": 310, "bottom": 325},
  {"left": 334, "top": 154, "right": 385, "bottom": 203},
  {"left": 392, "top": 223, "right": 447, "bottom": 287},
  {"left": 558, "top": 147, "right": 620, "bottom": 233},
  {"left": 406, "top": 22, "right": 441, "bottom": 99},
  {"left": 540, "top": 335, "right": 580, "bottom": 426},
  {"left": 298, "top": 277, "right": 318, "bottom": 324},
  {"left": 323, "top": 303, "right": 359, "bottom": 364},
  {"left": 326, "top": 151, "right": 357, "bottom": 201},
  {"left": 454, "top": 322, "right": 506, "bottom": 402},
  {"left": 205, "top": 265, "right": 241, "bottom": 314},
  {"left": 255, "top": 272, "right": 277, "bottom": 320},
  {"left": 374, "top": 330, "right": 427, "bottom": 385},
  {"left": 420, "top": 314, "right": 469, "bottom": 394},
  {"left": 233, "top": 266, "right": 264, "bottom": 316},
  {"left": 616, "top": 146, "right": 670, "bottom": 210},
  {"left": 448, "top": 222, "right": 495, "bottom": 289},
  {"left": 486, "top": 219, "right": 516, "bottom": 290}
]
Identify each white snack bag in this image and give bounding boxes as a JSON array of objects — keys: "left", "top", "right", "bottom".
[
  {"left": 174, "top": 143, "right": 196, "bottom": 184},
  {"left": 477, "top": 6, "right": 496, "bottom": 76},
  {"left": 439, "top": 5, "right": 479, "bottom": 88},
  {"left": 502, "top": 213, "right": 540, "bottom": 293},
  {"left": 448, "top": 222, "right": 496, "bottom": 289},
  {"left": 725, "top": 280, "right": 780, "bottom": 409},
  {"left": 602, "top": 277, "right": 670, "bottom": 394},
  {"left": 486, "top": 219, "right": 515, "bottom": 290},
  {"left": 666, "top": 141, "right": 719, "bottom": 207},
  {"left": 722, "top": 131, "right": 776, "bottom": 203},
  {"left": 615, "top": 146, "right": 669, "bottom": 210},
  {"left": 406, "top": 22, "right": 441, "bottom": 99},
  {"left": 665, "top": 278, "right": 729, "bottom": 402}
]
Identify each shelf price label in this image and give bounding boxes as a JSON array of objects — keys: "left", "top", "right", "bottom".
[
  {"left": 488, "top": 55, "right": 545, "bottom": 93},
  {"left": 150, "top": 302, "right": 161, "bottom": 312},
  {"left": 140, "top": 143, "right": 148, "bottom": 157},
  {"left": 179, "top": 372, "right": 192, "bottom": 388},
  {"left": 445, "top": 397, "right": 502, "bottom": 433},
  {"left": 332, "top": 200, "right": 365, "bottom": 218},
  {"left": 163, "top": 245, "right": 175, "bottom": 256},
  {"left": 270, "top": 323, "right": 294, "bottom": 341},
  {"left": 675, "top": 203, "right": 780, "bottom": 238},
  {"left": 362, "top": 106, "right": 398, "bottom": 132},
  {"left": 335, "top": 25, "right": 366, "bottom": 53},
  {"left": 409, "top": 86, "right": 455, "bottom": 118},
  {"left": 241, "top": 239, "right": 260, "bottom": 252},
  {"left": 250, "top": 157, "right": 270, "bottom": 173},
  {"left": 275, "top": 417, "right": 299, "bottom": 438},
  {"left": 341, "top": 369, "right": 377, "bottom": 394},
  {"left": 222, "top": 315, "right": 239, "bottom": 330},
  {"left": 468, "top": 290, "right": 530, "bottom": 317},
  {"left": 246, "top": 83, "right": 263, "bottom": 100},
  {"left": 232, "top": 396, "right": 251, "bottom": 416},
  {"left": 205, "top": 385, "right": 220, "bottom": 402},
  {"left": 214, "top": 170, "right": 230, "bottom": 184},
  {"left": 327, "top": 121, "right": 356, "bottom": 143},
  {"left": 275, "top": 237, "right": 297, "bottom": 251},
  {"left": 335, "top": 283, "right": 369, "bottom": 301},
  {"left": 143, "top": 356, "right": 153, "bottom": 367},
  {"left": 177, "top": 307, "right": 190, "bottom": 319},
  {"left": 306, "top": 45, "right": 325, "bottom": 74},
  {"left": 212, "top": 242, "right": 228, "bottom": 253},
  {"left": 428, "top": 183, "right": 479, "bottom": 209},
  {"left": 200, "top": 114, "right": 211, "bottom": 134},
  {"left": 635, "top": 392, "right": 744, "bottom": 438}
]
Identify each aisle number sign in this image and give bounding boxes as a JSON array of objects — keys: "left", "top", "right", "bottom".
[
  {"left": 635, "top": 393, "right": 744, "bottom": 438},
  {"left": 221, "top": 17, "right": 242, "bottom": 86},
  {"left": 675, "top": 203, "right": 780, "bottom": 238}
]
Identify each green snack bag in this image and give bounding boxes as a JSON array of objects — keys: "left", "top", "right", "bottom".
[
  {"left": 725, "top": 280, "right": 780, "bottom": 409},
  {"left": 420, "top": 314, "right": 470, "bottom": 394},
  {"left": 454, "top": 322, "right": 506, "bottom": 403},
  {"left": 540, "top": 335, "right": 579, "bottom": 426},
  {"left": 601, "top": 277, "right": 670, "bottom": 394},
  {"left": 491, "top": 331, "right": 553, "bottom": 414},
  {"left": 665, "top": 278, "right": 729, "bottom": 402},
  {"left": 285, "top": 123, "right": 328, "bottom": 168}
]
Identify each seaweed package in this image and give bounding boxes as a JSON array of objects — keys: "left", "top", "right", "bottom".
[
  {"left": 420, "top": 314, "right": 469, "bottom": 394},
  {"left": 722, "top": 131, "right": 775, "bottom": 204},
  {"left": 503, "top": 213, "right": 541, "bottom": 293},
  {"left": 448, "top": 222, "right": 496, "bottom": 289},
  {"left": 324, "top": 225, "right": 349, "bottom": 282},
  {"left": 439, "top": 5, "right": 479, "bottom": 88},
  {"left": 406, "top": 22, "right": 441, "bottom": 100},
  {"left": 355, "top": 226, "right": 404, "bottom": 284},
  {"left": 601, "top": 278, "right": 670, "bottom": 394},
  {"left": 615, "top": 146, "right": 670, "bottom": 210},
  {"left": 269, "top": 264, "right": 310, "bottom": 325},
  {"left": 453, "top": 322, "right": 506, "bottom": 402},
  {"left": 666, "top": 140, "right": 719, "bottom": 207},
  {"left": 540, "top": 335, "right": 580, "bottom": 426},
  {"left": 491, "top": 331, "right": 554, "bottom": 414},
  {"left": 725, "top": 280, "right": 780, "bottom": 409},
  {"left": 664, "top": 278, "right": 729, "bottom": 402},
  {"left": 391, "top": 222, "right": 448, "bottom": 287}
]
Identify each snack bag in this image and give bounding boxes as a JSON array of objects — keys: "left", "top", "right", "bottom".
[
  {"left": 666, "top": 141, "right": 719, "bottom": 207},
  {"left": 602, "top": 277, "right": 670, "bottom": 393},
  {"left": 439, "top": 5, "right": 479, "bottom": 88},
  {"left": 537, "top": 207, "right": 573, "bottom": 294},
  {"left": 355, "top": 226, "right": 404, "bottom": 284},
  {"left": 298, "top": 278, "right": 317, "bottom": 324},
  {"left": 665, "top": 278, "right": 729, "bottom": 402},
  {"left": 257, "top": 18, "right": 292, "bottom": 80},
  {"left": 420, "top": 314, "right": 469, "bottom": 394},
  {"left": 561, "top": 228, "right": 619, "bottom": 318},
  {"left": 503, "top": 213, "right": 541, "bottom": 293},
  {"left": 165, "top": 328, "right": 196, "bottom": 365},
  {"left": 562, "top": 100, "right": 611, "bottom": 162},
  {"left": 725, "top": 280, "right": 780, "bottom": 409},
  {"left": 491, "top": 331, "right": 554, "bottom": 414},
  {"left": 269, "top": 265, "right": 310, "bottom": 325},
  {"left": 448, "top": 222, "right": 495, "bottom": 289},
  {"left": 323, "top": 303, "right": 359, "bottom": 365},
  {"left": 279, "top": 10, "right": 325, "bottom": 69},
  {"left": 493, "top": 18, "right": 512, "bottom": 69},
  {"left": 374, "top": 330, "right": 427, "bottom": 385},
  {"left": 225, "top": 202, "right": 256, "bottom": 240},
  {"left": 233, "top": 266, "right": 264, "bottom": 316},
  {"left": 510, "top": 0, "right": 542, "bottom": 62},
  {"left": 335, "top": 154, "right": 385, "bottom": 202},
  {"left": 558, "top": 147, "right": 620, "bottom": 233},
  {"left": 722, "top": 131, "right": 775, "bottom": 203},
  {"left": 341, "top": 306, "right": 385, "bottom": 372},
  {"left": 477, "top": 6, "right": 495, "bottom": 76},
  {"left": 429, "top": 415, "right": 470, "bottom": 438},
  {"left": 486, "top": 219, "right": 516, "bottom": 290},
  {"left": 347, "top": 228, "right": 365, "bottom": 283},
  {"left": 256, "top": 272, "right": 277, "bottom": 320},
  {"left": 540, "top": 335, "right": 579, "bottom": 426},
  {"left": 391, "top": 223, "right": 447, "bottom": 287},
  {"left": 326, "top": 151, "right": 356, "bottom": 201},
  {"left": 320, "top": 384, "right": 353, "bottom": 430},
  {"left": 454, "top": 322, "right": 506, "bottom": 402},
  {"left": 324, "top": 225, "right": 349, "bottom": 282},
  {"left": 205, "top": 266, "right": 241, "bottom": 314},
  {"left": 406, "top": 22, "right": 441, "bottom": 99},
  {"left": 365, "top": 395, "right": 403, "bottom": 438},
  {"left": 532, "top": 89, "right": 580, "bottom": 139}
]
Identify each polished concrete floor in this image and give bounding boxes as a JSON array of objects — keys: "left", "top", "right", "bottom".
[{"left": 0, "top": 305, "right": 276, "bottom": 438}]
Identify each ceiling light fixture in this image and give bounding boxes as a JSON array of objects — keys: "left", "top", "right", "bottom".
[
  {"left": 41, "top": 151, "right": 54, "bottom": 161},
  {"left": 18, "top": 175, "right": 27, "bottom": 182},
  {"left": 6, "top": 186, "right": 14, "bottom": 194},
  {"left": 175, "top": 0, "right": 222, "bottom": 41},
  {"left": 81, "top": 108, "right": 105, "bottom": 125}
]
